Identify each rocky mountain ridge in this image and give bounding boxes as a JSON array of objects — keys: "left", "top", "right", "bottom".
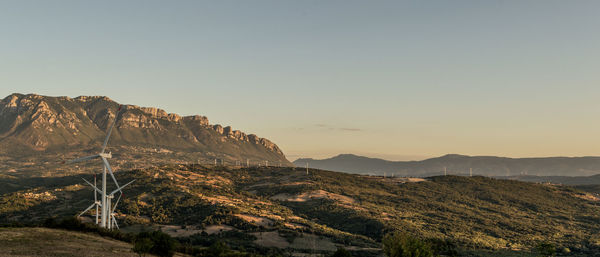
[{"left": 0, "top": 93, "right": 288, "bottom": 165}]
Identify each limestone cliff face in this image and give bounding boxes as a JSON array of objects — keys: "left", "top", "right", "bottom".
[{"left": 0, "top": 93, "right": 289, "bottom": 164}]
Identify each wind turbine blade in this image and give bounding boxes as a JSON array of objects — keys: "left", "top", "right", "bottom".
[
  {"left": 78, "top": 203, "right": 96, "bottom": 217},
  {"left": 101, "top": 157, "right": 120, "bottom": 189},
  {"left": 81, "top": 178, "right": 103, "bottom": 195},
  {"left": 66, "top": 154, "right": 100, "bottom": 164},
  {"left": 101, "top": 105, "right": 122, "bottom": 154},
  {"left": 112, "top": 193, "right": 122, "bottom": 213},
  {"left": 109, "top": 180, "right": 135, "bottom": 196},
  {"left": 111, "top": 215, "right": 119, "bottom": 229}
]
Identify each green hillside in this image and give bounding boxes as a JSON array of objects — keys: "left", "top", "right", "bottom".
[{"left": 2, "top": 165, "right": 600, "bottom": 256}]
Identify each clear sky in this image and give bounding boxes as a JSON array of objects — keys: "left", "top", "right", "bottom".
[{"left": 1, "top": 1, "right": 599, "bottom": 161}]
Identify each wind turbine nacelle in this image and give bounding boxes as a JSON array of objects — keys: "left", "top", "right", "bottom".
[{"left": 99, "top": 152, "right": 112, "bottom": 159}]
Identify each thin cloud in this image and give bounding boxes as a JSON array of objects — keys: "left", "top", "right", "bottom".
[
  {"left": 314, "top": 124, "right": 363, "bottom": 132},
  {"left": 339, "top": 128, "right": 362, "bottom": 132}
]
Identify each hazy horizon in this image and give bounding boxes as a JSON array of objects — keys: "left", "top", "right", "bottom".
[{"left": 2, "top": 1, "right": 600, "bottom": 159}]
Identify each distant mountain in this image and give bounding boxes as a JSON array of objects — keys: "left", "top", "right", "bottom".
[
  {"left": 294, "top": 153, "right": 600, "bottom": 177},
  {"left": 0, "top": 93, "right": 290, "bottom": 166}
]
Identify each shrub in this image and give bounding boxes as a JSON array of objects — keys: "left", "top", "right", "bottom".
[
  {"left": 382, "top": 232, "right": 434, "bottom": 257},
  {"left": 133, "top": 231, "right": 176, "bottom": 257},
  {"left": 43, "top": 217, "right": 58, "bottom": 228},
  {"left": 426, "top": 238, "right": 457, "bottom": 256},
  {"left": 208, "top": 240, "right": 230, "bottom": 256},
  {"left": 132, "top": 237, "right": 153, "bottom": 257},
  {"left": 332, "top": 247, "right": 352, "bottom": 257},
  {"left": 536, "top": 242, "right": 556, "bottom": 257}
]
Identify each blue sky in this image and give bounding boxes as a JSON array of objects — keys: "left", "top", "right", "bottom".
[{"left": 1, "top": 1, "right": 599, "bottom": 160}]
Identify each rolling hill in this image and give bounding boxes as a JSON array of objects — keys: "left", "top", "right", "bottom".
[
  {"left": 294, "top": 153, "right": 600, "bottom": 177},
  {"left": 2, "top": 165, "right": 600, "bottom": 256}
]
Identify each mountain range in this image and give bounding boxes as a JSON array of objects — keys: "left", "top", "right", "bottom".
[
  {"left": 0, "top": 93, "right": 290, "bottom": 169},
  {"left": 294, "top": 153, "right": 600, "bottom": 177}
]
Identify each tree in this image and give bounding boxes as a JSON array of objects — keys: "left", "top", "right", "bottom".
[
  {"left": 332, "top": 247, "right": 352, "bottom": 257},
  {"left": 149, "top": 231, "right": 176, "bottom": 257},
  {"left": 132, "top": 231, "right": 175, "bottom": 257},
  {"left": 208, "top": 241, "right": 230, "bottom": 257},
  {"left": 382, "top": 232, "right": 434, "bottom": 257},
  {"left": 132, "top": 237, "right": 153, "bottom": 257}
]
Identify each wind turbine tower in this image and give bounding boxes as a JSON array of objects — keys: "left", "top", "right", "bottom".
[{"left": 67, "top": 105, "right": 134, "bottom": 229}]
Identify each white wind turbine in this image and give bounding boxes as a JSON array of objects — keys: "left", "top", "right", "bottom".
[
  {"left": 80, "top": 177, "right": 135, "bottom": 229},
  {"left": 67, "top": 105, "right": 134, "bottom": 229}
]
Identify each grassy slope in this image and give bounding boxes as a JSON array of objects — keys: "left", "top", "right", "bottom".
[
  {"left": 0, "top": 227, "right": 137, "bottom": 257},
  {"left": 2, "top": 165, "right": 600, "bottom": 255}
]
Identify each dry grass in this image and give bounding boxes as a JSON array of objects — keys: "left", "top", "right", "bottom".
[
  {"left": 251, "top": 231, "right": 289, "bottom": 248},
  {"left": 271, "top": 190, "right": 355, "bottom": 204},
  {"left": 234, "top": 214, "right": 273, "bottom": 227},
  {"left": 289, "top": 233, "right": 337, "bottom": 251},
  {"left": 0, "top": 227, "right": 137, "bottom": 257}
]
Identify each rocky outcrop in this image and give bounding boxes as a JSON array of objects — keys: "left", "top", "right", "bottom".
[
  {"left": 207, "top": 125, "right": 284, "bottom": 155},
  {"left": 183, "top": 115, "right": 209, "bottom": 126},
  {"left": 0, "top": 93, "right": 290, "bottom": 164}
]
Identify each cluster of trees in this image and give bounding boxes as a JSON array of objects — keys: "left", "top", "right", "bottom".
[
  {"left": 382, "top": 232, "right": 459, "bottom": 257},
  {"left": 328, "top": 232, "right": 453, "bottom": 257}
]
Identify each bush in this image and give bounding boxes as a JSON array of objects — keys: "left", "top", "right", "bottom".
[
  {"left": 536, "top": 242, "right": 556, "bottom": 257},
  {"left": 426, "top": 238, "right": 457, "bottom": 256},
  {"left": 382, "top": 232, "right": 434, "bottom": 257},
  {"left": 133, "top": 230, "right": 176, "bottom": 257},
  {"left": 133, "top": 237, "right": 153, "bottom": 257},
  {"left": 332, "top": 247, "right": 352, "bottom": 257},
  {"left": 208, "top": 240, "right": 230, "bottom": 256},
  {"left": 43, "top": 217, "right": 58, "bottom": 228}
]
